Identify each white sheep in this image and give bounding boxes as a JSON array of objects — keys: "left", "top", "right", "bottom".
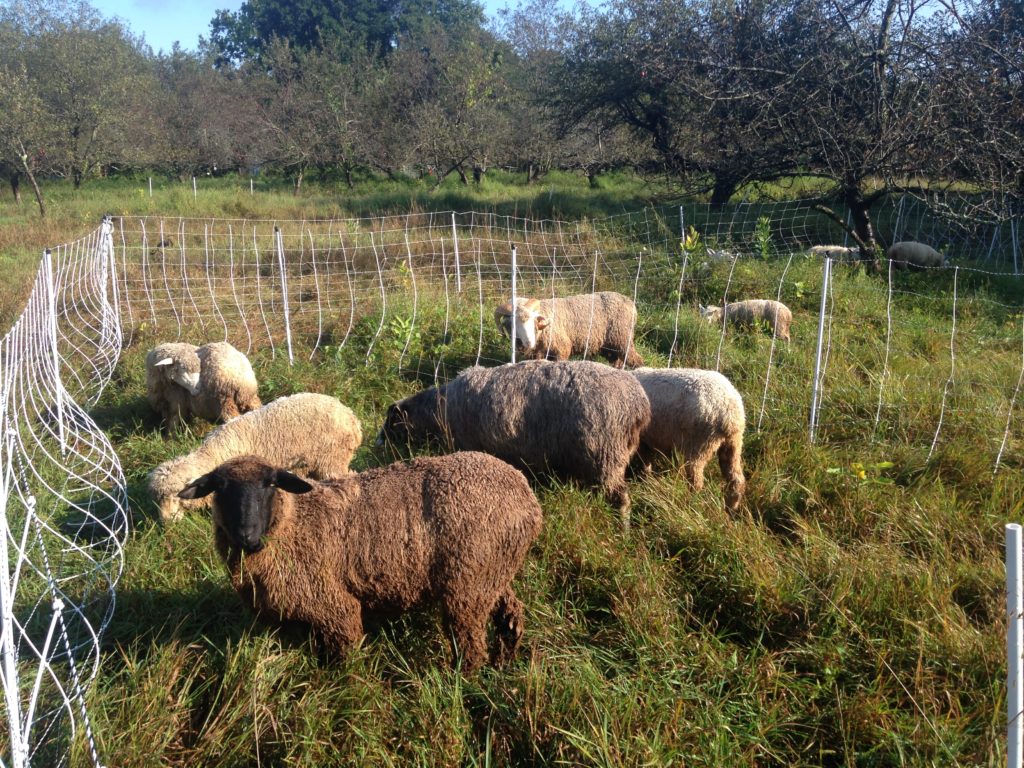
[
  {"left": 144, "top": 341, "right": 260, "bottom": 431},
  {"left": 145, "top": 342, "right": 201, "bottom": 432},
  {"left": 699, "top": 299, "right": 793, "bottom": 343},
  {"left": 809, "top": 245, "right": 859, "bottom": 262},
  {"left": 493, "top": 291, "right": 643, "bottom": 368},
  {"left": 630, "top": 367, "right": 746, "bottom": 513},
  {"left": 149, "top": 392, "right": 362, "bottom": 522},
  {"left": 887, "top": 241, "right": 945, "bottom": 269}
]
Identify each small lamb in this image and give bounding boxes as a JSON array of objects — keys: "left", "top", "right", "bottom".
[
  {"left": 145, "top": 343, "right": 202, "bottom": 432},
  {"left": 494, "top": 291, "right": 643, "bottom": 368},
  {"left": 809, "top": 245, "right": 859, "bottom": 262},
  {"left": 149, "top": 393, "right": 362, "bottom": 522},
  {"left": 699, "top": 299, "right": 793, "bottom": 343},
  {"left": 180, "top": 452, "right": 542, "bottom": 672},
  {"left": 631, "top": 367, "right": 746, "bottom": 513}
]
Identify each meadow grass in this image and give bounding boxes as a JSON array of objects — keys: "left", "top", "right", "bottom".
[{"left": 0, "top": 176, "right": 1020, "bottom": 766}]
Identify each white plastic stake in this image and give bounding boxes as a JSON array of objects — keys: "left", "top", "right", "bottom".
[
  {"left": 275, "top": 228, "right": 294, "bottom": 364},
  {"left": 809, "top": 257, "right": 832, "bottom": 443},
  {"left": 148, "top": 177, "right": 152, "bottom": 198},
  {"left": 250, "top": 178, "right": 254, "bottom": 196},
  {"left": 42, "top": 250, "right": 66, "bottom": 455},
  {"left": 510, "top": 245, "right": 517, "bottom": 363},
  {"left": 452, "top": 213, "right": 462, "bottom": 293},
  {"left": 192, "top": 176, "right": 197, "bottom": 201},
  {"left": 1008, "top": 523, "right": 1023, "bottom": 768}
]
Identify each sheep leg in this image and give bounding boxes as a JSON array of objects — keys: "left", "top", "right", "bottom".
[
  {"left": 489, "top": 588, "right": 525, "bottom": 667},
  {"left": 315, "top": 592, "right": 364, "bottom": 657},
  {"left": 717, "top": 436, "right": 746, "bottom": 514},
  {"left": 443, "top": 596, "right": 489, "bottom": 673},
  {"left": 605, "top": 479, "right": 631, "bottom": 531}
]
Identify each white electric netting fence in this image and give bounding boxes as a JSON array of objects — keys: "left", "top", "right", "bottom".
[{"left": 0, "top": 194, "right": 1022, "bottom": 766}]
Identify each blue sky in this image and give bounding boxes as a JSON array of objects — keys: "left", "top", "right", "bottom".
[{"left": 89, "top": 0, "right": 511, "bottom": 54}]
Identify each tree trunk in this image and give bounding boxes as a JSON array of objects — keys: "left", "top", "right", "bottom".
[
  {"left": 456, "top": 166, "right": 469, "bottom": 185},
  {"left": 472, "top": 165, "right": 484, "bottom": 185},
  {"left": 344, "top": 166, "right": 354, "bottom": 189},
  {"left": 8, "top": 170, "right": 22, "bottom": 203},
  {"left": 844, "top": 186, "right": 879, "bottom": 268},
  {"left": 710, "top": 174, "right": 739, "bottom": 208},
  {"left": 18, "top": 155, "right": 45, "bottom": 218},
  {"left": 293, "top": 166, "right": 304, "bottom": 195},
  {"left": 526, "top": 162, "right": 535, "bottom": 185},
  {"left": 587, "top": 169, "right": 599, "bottom": 189}
]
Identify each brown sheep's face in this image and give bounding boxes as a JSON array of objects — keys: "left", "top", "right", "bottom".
[
  {"left": 495, "top": 301, "right": 548, "bottom": 353},
  {"left": 377, "top": 387, "right": 444, "bottom": 448},
  {"left": 179, "top": 458, "right": 313, "bottom": 553}
]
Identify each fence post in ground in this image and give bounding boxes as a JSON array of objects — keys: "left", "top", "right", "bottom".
[
  {"left": 452, "top": 213, "right": 462, "bottom": 293},
  {"left": 679, "top": 205, "right": 685, "bottom": 242},
  {"left": 1007, "top": 523, "right": 1023, "bottom": 768},
  {"left": 192, "top": 176, "right": 197, "bottom": 201},
  {"left": 510, "top": 245, "right": 518, "bottom": 363},
  {"left": 809, "top": 257, "right": 832, "bottom": 443},
  {"left": 148, "top": 177, "right": 152, "bottom": 198},
  {"left": 275, "top": 227, "right": 294, "bottom": 364},
  {"left": 1013, "top": 217, "right": 1021, "bottom": 276},
  {"left": 43, "top": 249, "right": 66, "bottom": 455}
]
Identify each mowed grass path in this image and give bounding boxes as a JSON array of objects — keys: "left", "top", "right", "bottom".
[{"left": 1, "top": 175, "right": 1020, "bottom": 765}]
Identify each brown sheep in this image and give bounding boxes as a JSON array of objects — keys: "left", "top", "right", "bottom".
[
  {"left": 179, "top": 453, "right": 542, "bottom": 672},
  {"left": 378, "top": 360, "right": 651, "bottom": 527},
  {"left": 494, "top": 291, "right": 644, "bottom": 368}
]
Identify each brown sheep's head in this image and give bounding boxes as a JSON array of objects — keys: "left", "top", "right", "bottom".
[
  {"left": 494, "top": 298, "right": 548, "bottom": 353},
  {"left": 178, "top": 455, "right": 313, "bottom": 553}
]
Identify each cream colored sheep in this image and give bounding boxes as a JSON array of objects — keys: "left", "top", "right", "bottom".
[
  {"left": 631, "top": 367, "right": 746, "bottom": 513},
  {"left": 700, "top": 299, "right": 793, "bottom": 343},
  {"left": 145, "top": 342, "right": 201, "bottom": 432},
  {"left": 192, "top": 342, "right": 261, "bottom": 421},
  {"left": 149, "top": 393, "right": 362, "bottom": 522},
  {"left": 494, "top": 291, "right": 643, "bottom": 368}
]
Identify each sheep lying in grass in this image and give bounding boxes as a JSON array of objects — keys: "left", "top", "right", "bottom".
[
  {"left": 699, "top": 299, "right": 793, "bottom": 343},
  {"left": 179, "top": 452, "right": 542, "bottom": 672},
  {"left": 887, "top": 241, "right": 945, "bottom": 270},
  {"left": 494, "top": 291, "right": 643, "bottom": 368},
  {"left": 149, "top": 393, "right": 362, "bottom": 522},
  {"left": 145, "top": 341, "right": 261, "bottom": 430},
  {"left": 379, "top": 359, "right": 650, "bottom": 527},
  {"left": 631, "top": 367, "right": 746, "bottom": 513}
]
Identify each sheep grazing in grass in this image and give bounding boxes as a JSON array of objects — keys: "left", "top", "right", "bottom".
[
  {"left": 699, "top": 299, "right": 793, "bottom": 343},
  {"left": 379, "top": 359, "right": 650, "bottom": 527},
  {"left": 145, "top": 342, "right": 202, "bottom": 432},
  {"left": 193, "top": 342, "right": 261, "bottom": 422},
  {"left": 886, "top": 241, "right": 945, "bottom": 270},
  {"left": 179, "top": 452, "right": 542, "bottom": 672},
  {"left": 149, "top": 393, "right": 362, "bottom": 522},
  {"left": 493, "top": 291, "right": 643, "bottom": 368},
  {"left": 630, "top": 367, "right": 746, "bottom": 514},
  {"left": 145, "top": 341, "right": 260, "bottom": 431},
  {"left": 809, "top": 244, "right": 859, "bottom": 262}
]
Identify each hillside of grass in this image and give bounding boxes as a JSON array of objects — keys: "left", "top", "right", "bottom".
[{"left": 0, "top": 174, "right": 1021, "bottom": 766}]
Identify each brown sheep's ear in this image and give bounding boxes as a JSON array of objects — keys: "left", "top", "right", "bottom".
[
  {"left": 535, "top": 314, "right": 549, "bottom": 330},
  {"left": 272, "top": 471, "right": 314, "bottom": 495},
  {"left": 178, "top": 472, "right": 222, "bottom": 499}
]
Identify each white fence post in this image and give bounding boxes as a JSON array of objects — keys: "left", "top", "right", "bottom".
[
  {"left": 43, "top": 250, "right": 66, "bottom": 455},
  {"left": 1008, "top": 523, "right": 1023, "bottom": 768},
  {"left": 452, "top": 213, "right": 462, "bottom": 293},
  {"left": 275, "top": 227, "right": 294, "bottom": 364},
  {"left": 809, "top": 257, "right": 832, "bottom": 443},
  {"left": 510, "top": 245, "right": 517, "bottom": 363}
]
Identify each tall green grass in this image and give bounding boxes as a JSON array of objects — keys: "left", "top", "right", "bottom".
[{"left": 0, "top": 176, "right": 1020, "bottom": 766}]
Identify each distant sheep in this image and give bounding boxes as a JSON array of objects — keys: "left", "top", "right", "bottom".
[
  {"left": 379, "top": 360, "right": 651, "bottom": 526},
  {"left": 631, "top": 367, "right": 746, "bottom": 513},
  {"left": 809, "top": 245, "right": 859, "bottom": 262},
  {"left": 700, "top": 299, "right": 793, "bottom": 343},
  {"left": 887, "top": 241, "right": 945, "bottom": 270},
  {"left": 494, "top": 291, "right": 643, "bottom": 368},
  {"left": 149, "top": 393, "right": 362, "bottom": 522},
  {"left": 145, "top": 341, "right": 261, "bottom": 430},
  {"left": 180, "top": 452, "right": 542, "bottom": 672},
  {"left": 145, "top": 342, "right": 201, "bottom": 432}
]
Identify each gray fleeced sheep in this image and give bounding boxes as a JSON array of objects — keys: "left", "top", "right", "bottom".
[
  {"left": 886, "top": 241, "right": 945, "bottom": 269},
  {"left": 145, "top": 341, "right": 261, "bottom": 430},
  {"left": 149, "top": 393, "right": 362, "bottom": 522},
  {"left": 379, "top": 359, "right": 650, "bottom": 526},
  {"left": 700, "top": 299, "right": 793, "bottom": 343},
  {"left": 630, "top": 367, "right": 746, "bottom": 514},
  {"left": 494, "top": 291, "right": 643, "bottom": 368},
  {"left": 179, "top": 452, "right": 542, "bottom": 672}
]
